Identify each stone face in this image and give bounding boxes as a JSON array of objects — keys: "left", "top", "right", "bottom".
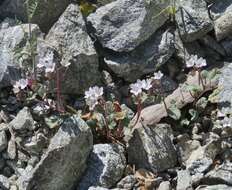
[
  {"left": 0, "top": 0, "right": 70, "bottom": 32},
  {"left": 104, "top": 28, "right": 175, "bottom": 82},
  {"left": 87, "top": 0, "right": 170, "bottom": 52},
  {"left": 41, "top": 4, "right": 102, "bottom": 95},
  {"left": 177, "top": 170, "right": 192, "bottom": 190},
  {"left": 0, "top": 131, "right": 7, "bottom": 152},
  {"left": 77, "top": 144, "right": 126, "bottom": 189},
  {"left": 158, "top": 181, "right": 171, "bottom": 190},
  {"left": 18, "top": 115, "right": 93, "bottom": 190},
  {"left": 176, "top": 0, "right": 213, "bottom": 42},
  {"left": 196, "top": 185, "right": 232, "bottom": 190},
  {"left": 186, "top": 140, "right": 221, "bottom": 175},
  {"left": 116, "top": 175, "right": 137, "bottom": 190},
  {"left": 10, "top": 107, "right": 35, "bottom": 131},
  {"left": 205, "top": 162, "right": 232, "bottom": 185},
  {"left": 0, "top": 175, "right": 10, "bottom": 189},
  {"left": 0, "top": 24, "right": 41, "bottom": 89},
  {"left": 218, "top": 63, "right": 232, "bottom": 115},
  {"left": 127, "top": 124, "right": 177, "bottom": 173},
  {"left": 214, "top": 7, "right": 232, "bottom": 41},
  {"left": 176, "top": 136, "right": 201, "bottom": 166}
]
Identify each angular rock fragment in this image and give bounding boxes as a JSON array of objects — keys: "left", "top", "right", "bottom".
[{"left": 87, "top": 0, "right": 170, "bottom": 52}]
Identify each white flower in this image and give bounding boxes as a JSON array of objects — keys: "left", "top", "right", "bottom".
[
  {"left": 137, "top": 79, "right": 152, "bottom": 91},
  {"left": 13, "top": 78, "right": 28, "bottom": 93},
  {"left": 38, "top": 51, "right": 56, "bottom": 73},
  {"left": 130, "top": 82, "right": 142, "bottom": 96},
  {"left": 195, "top": 57, "right": 207, "bottom": 68},
  {"left": 153, "top": 71, "right": 163, "bottom": 80},
  {"left": 186, "top": 55, "right": 207, "bottom": 68},
  {"left": 85, "top": 98, "right": 98, "bottom": 111},
  {"left": 222, "top": 116, "right": 231, "bottom": 128},
  {"left": 84, "top": 86, "right": 104, "bottom": 110}
]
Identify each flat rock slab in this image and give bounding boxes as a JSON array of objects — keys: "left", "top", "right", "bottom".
[
  {"left": 18, "top": 115, "right": 93, "bottom": 190},
  {"left": 127, "top": 124, "right": 177, "bottom": 173},
  {"left": 87, "top": 0, "right": 170, "bottom": 52},
  {"left": 77, "top": 144, "right": 126, "bottom": 189}
]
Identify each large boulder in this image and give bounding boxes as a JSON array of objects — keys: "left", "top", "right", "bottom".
[
  {"left": 0, "top": 23, "right": 41, "bottom": 89},
  {"left": 17, "top": 115, "right": 93, "bottom": 190},
  {"left": 127, "top": 124, "right": 177, "bottom": 173},
  {"left": 196, "top": 185, "right": 232, "bottom": 190},
  {"left": 87, "top": 0, "right": 170, "bottom": 52},
  {"left": 218, "top": 62, "right": 232, "bottom": 114},
  {"left": 39, "top": 4, "right": 102, "bottom": 95},
  {"left": 175, "top": 0, "right": 213, "bottom": 42},
  {"left": 214, "top": 6, "right": 232, "bottom": 41},
  {"left": 77, "top": 144, "right": 126, "bottom": 189},
  {"left": 0, "top": 0, "right": 70, "bottom": 32},
  {"left": 104, "top": 28, "right": 175, "bottom": 82},
  {"left": 205, "top": 162, "right": 232, "bottom": 185}
]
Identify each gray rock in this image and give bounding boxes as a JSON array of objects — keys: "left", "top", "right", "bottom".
[
  {"left": 88, "top": 187, "right": 109, "bottom": 190},
  {"left": 0, "top": 24, "right": 41, "bottom": 89},
  {"left": 116, "top": 175, "right": 137, "bottom": 190},
  {"left": 200, "top": 35, "right": 226, "bottom": 57},
  {"left": 0, "top": 131, "right": 7, "bottom": 152},
  {"left": 104, "top": 28, "right": 175, "bottom": 82},
  {"left": 177, "top": 170, "right": 193, "bottom": 190},
  {"left": 0, "top": 175, "right": 10, "bottom": 189},
  {"left": 10, "top": 107, "right": 35, "bottom": 131},
  {"left": 218, "top": 63, "right": 232, "bottom": 114},
  {"left": 176, "top": 135, "right": 201, "bottom": 166},
  {"left": 77, "top": 144, "right": 126, "bottom": 189},
  {"left": 18, "top": 115, "right": 93, "bottom": 190},
  {"left": 186, "top": 140, "right": 221, "bottom": 175},
  {"left": 205, "top": 162, "right": 232, "bottom": 185},
  {"left": 158, "top": 181, "right": 171, "bottom": 190},
  {"left": 127, "top": 124, "right": 177, "bottom": 173},
  {"left": 0, "top": 17, "right": 17, "bottom": 29},
  {"left": 196, "top": 185, "right": 232, "bottom": 190},
  {"left": 41, "top": 4, "right": 102, "bottom": 95},
  {"left": 7, "top": 139, "right": 16, "bottom": 160},
  {"left": 210, "top": 0, "right": 232, "bottom": 20},
  {"left": 0, "top": 0, "right": 70, "bottom": 32},
  {"left": 221, "top": 38, "right": 232, "bottom": 57},
  {"left": 23, "top": 133, "right": 47, "bottom": 154},
  {"left": 214, "top": 6, "right": 232, "bottom": 41},
  {"left": 87, "top": 0, "right": 170, "bottom": 52},
  {"left": 176, "top": 0, "right": 213, "bottom": 42}
]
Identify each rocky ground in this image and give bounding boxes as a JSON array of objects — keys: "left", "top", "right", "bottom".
[{"left": 0, "top": 0, "right": 232, "bottom": 190}]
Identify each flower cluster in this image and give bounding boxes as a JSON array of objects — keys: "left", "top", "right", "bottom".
[
  {"left": 13, "top": 78, "right": 28, "bottom": 93},
  {"left": 129, "top": 71, "right": 163, "bottom": 96},
  {"left": 84, "top": 86, "right": 104, "bottom": 110},
  {"left": 186, "top": 55, "right": 207, "bottom": 68},
  {"left": 37, "top": 51, "right": 56, "bottom": 73}
]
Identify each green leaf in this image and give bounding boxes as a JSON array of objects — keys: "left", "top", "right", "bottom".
[
  {"left": 140, "top": 92, "right": 148, "bottom": 103},
  {"left": 45, "top": 115, "right": 63, "bottom": 129},
  {"left": 80, "top": 1, "right": 96, "bottom": 16},
  {"left": 180, "top": 119, "right": 190, "bottom": 126},
  {"left": 168, "top": 105, "right": 181, "bottom": 120},
  {"left": 108, "top": 121, "right": 117, "bottom": 130},
  {"left": 189, "top": 109, "right": 199, "bottom": 121},
  {"left": 196, "top": 97, "right": 208, "bottom": 112},
  {"left": 201, "top": 70, "right": 209, "bottom": 79},
  {"left": 208, "top": 87, "right": 221, "bottom": 103}
]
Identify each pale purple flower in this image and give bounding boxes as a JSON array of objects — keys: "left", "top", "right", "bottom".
[
  {"left": 153, "top": 71, "right": 163, "bottom": 80},
  {"left": 130, "top": 82, "right": 142, "bottom": 96},
  {"left": 186, "top": 55, "right": 207, "bottom": 68},
  {"left": 222, "top": 116, "right": 231, "bottom": 128},
  {"left": 13, "top": 78, "right": 28, "bottom": 93},
  {"left": 195, "top": 57, "right": 207, "bottom": 68},
  {"left": 84, "top": 86, "right": 104, "bottom": 110},
  {"left": 137, "top": 79, "right": 152, "bottom": 91},
  {"left": 37, "top": 51, "right": 56, "bottom": 73}
]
